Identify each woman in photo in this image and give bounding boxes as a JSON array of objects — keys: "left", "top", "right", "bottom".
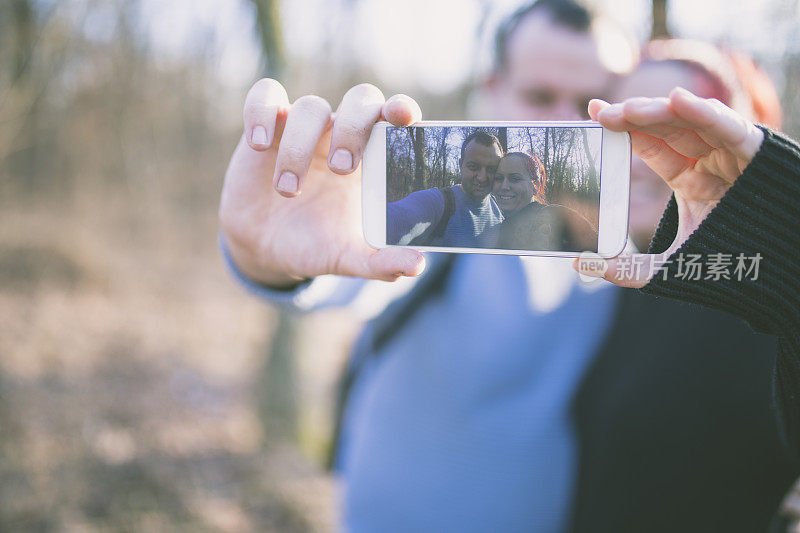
[{"left": 488, "top": 151, "right": 595, "bottom": 251}]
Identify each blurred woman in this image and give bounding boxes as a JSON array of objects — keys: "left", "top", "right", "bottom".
[{"left": 617, "top": 39, "right": 782, "bottom": 251}]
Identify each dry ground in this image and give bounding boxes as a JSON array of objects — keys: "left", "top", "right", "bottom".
[{"left": 0, "top": 188, "right": 357, "bottom": 532}]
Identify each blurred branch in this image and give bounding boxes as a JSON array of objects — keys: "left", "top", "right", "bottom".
[
  {"left": 250, "top": 0, "right": 285, "bottom": 78},
  {"left": 0, "top": 2, "right": 86, "bottom": 167},
  {"left": 10, "top": 0, "right": 34, "bottom": 83},
  {"left": 1, "top": 0, "right": 59, "bottom": 106}
]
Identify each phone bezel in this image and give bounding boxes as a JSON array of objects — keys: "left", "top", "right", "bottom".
[{"left": 362, "top": 120, "right": 630, "bottom": 258}]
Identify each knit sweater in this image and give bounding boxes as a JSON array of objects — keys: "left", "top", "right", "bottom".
[{"left": 642, "top": 127, "right": 800, "bottom": 460}]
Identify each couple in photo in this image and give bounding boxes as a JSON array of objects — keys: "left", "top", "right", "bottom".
[{"left": 387, "top": 130, "right": 595, "bottom": 251}]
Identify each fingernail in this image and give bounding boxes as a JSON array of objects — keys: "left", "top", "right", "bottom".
[
  {"left": 251, "top": 125, "right": 268, "bottom": 147},
  {"left": 276, "top": 171, "right": 298, "bottom": 194},
  {"left": 330, "top": 149, "right": 353, "bottom": 172}
]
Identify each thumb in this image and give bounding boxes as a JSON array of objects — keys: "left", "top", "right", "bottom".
[
  {"left": 341, "top": 246, "right": 426, "bottom": 282},
  {"left": 573, "top": 252, "right": 669, "bottom": 289}
]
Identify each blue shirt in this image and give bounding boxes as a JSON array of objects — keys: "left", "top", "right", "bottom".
[
  {"left": 387, "top": 185, "right": 503, "bottom": 247},
  {"left": 221, "top": 241, "right": 619, "bottom": 532}
]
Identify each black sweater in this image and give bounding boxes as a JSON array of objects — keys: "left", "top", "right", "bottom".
[
  {"left": 568, "top": 128, "right": 800, "bottom": 532},
  {"left": 642, "top": 128, "right": 800, "bottom": 459},
  {"left": 571, "top": 290, "right": 794, "bottom": 532}
]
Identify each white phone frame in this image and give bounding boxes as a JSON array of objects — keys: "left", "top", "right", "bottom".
[{"left": 362, "top": 120, "right": 630, "bottom": 258}]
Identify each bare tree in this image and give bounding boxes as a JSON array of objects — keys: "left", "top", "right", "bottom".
[
  {"left": 407, "top": 126, "right": 426, "bottom": 191},
  {"left": 250, "top": 0, "right": 285, "bottom": 78},
  {"left": 437, "top": 126, "right": 451, "bottom": 188},
  {"left": 581, "top": 128, "right": 597, "bottom": 182},
  {"left": 496, "top": 127, "right": 508, "bottom": 153},
  {"left": 651, "top": 0, "right": 671, "bottom": 39},
  {"left": 543, "top": 128, "right": 550, "bottom": 173}
]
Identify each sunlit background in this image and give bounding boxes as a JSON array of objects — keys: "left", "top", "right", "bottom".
[{"left": 1, "top": 0, "right": 800, "bottom": 531}]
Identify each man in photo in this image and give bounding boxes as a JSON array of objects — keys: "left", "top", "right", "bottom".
[{"left": 387, "top": 130, "right": 504, "bottom": 247}]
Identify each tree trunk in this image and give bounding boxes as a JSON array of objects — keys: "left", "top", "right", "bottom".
[
  {"left": 581, "top": 127, "right": 596, "bottom": 181},
  {"left": 543, "top": 128, "right": 550, "bottom": 175},
  {"left": 10, "top": 0, "right": 34, "bottom": 82},
  {"left": 251, "top": 0, "right": 285, "bottom": 78},
  {"left": 651, "top": 0, "right": 670, "bottom": 39},
  {"left": 257, "top": 312, "right": 299, "bottom": 444},
  {"left": 497, "top": 127, "right": 507, "bottom": 153},
  {"left": 250, "top": 0, "right": 293, "bottom": 450},
  {"left": 412, "top": 127, "right": 426, "bottom": 190},
  {"left": 438, "top": 127, "right": 450, "bottom": 187}
]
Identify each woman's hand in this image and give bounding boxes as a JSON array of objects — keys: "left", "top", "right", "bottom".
[
  {"left": 219, "top": 80, "right": 426, "bottom": 287},
  {"left": 574, "top": 87, "right": 764, "bottom": 288}
]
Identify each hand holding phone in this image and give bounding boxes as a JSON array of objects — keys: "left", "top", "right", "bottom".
[
  {"left": 218, "top": 80, "right": 426, "bottom": 287},
  {"left": 575, "top": 89, "right": 765, "bottom": 287},
  {"left": 362, "top": 122, "right": 631, "bottom": 257}
]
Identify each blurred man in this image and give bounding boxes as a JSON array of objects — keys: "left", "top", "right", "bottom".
[
  {"left": 483, "top": 0, "right": 631, "bottom": 120},
  {"left": 219, "top": 1, "right": 796, "bottom": 531},
  {"left": 388, "top": 130, "right": 504, "bottom": 247}
]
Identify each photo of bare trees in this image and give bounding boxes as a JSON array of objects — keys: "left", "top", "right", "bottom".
[{"left": 386, "top": 125, "right": 602, "bottom": 228}]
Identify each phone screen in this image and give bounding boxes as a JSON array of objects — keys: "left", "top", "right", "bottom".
[{"left": 386, "top": 125, "right": 603, "bottom": 253}]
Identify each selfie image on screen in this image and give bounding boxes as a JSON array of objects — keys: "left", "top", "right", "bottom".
[{"left": 386, "top": 126, "right": 602, "bottom": 252}]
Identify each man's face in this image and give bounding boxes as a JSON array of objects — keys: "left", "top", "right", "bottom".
[
  {"left": 487, "top": 13, "right": 613, "bottom": 120},
  {"left": 460, "top": 140, "right": 503, "bottom": 202}
]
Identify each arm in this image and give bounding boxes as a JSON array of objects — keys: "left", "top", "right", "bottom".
[
  {"left": 221, "top": 233, "right": 428, "bottom": 321},
  {"left": 220, "top": 233, "right": 368, "bottom": 311},
  {"left": 574, "top": 89, "right": 800, "bottom": 457},
  {"left": 642, "top": 129, "right": 800, "bottom": 455},
  {"left": 387, "top": 189, "right": 445, "bottom": 245},
  {"left": 642, "top": 127, "right": 799, "bottom": 334}
]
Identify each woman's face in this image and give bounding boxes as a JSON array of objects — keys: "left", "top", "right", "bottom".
[
  {"left": 615, "top": 62, "right": 703, "bottom": 250},
  {"left": 492, "top": 156, "right": 535, "bottom": 213}
]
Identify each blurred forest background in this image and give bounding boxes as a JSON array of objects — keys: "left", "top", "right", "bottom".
[{"left": 1, "top": 0, "right": 800, "bottom": 531}]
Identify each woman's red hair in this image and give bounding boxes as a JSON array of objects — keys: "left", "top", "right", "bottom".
[{"left": 642, "top": 39, "right": 782, "bottom": 130}]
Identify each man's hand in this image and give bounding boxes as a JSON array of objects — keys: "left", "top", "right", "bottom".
[
  {"left": 574, "top": 87, "right": 765, "bottom": 288},
  {"left": 219, "top": 80, "right": 426, "bottom": 287}
]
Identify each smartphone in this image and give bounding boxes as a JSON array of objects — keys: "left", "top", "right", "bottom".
[{"left": 362, "top": 121, "right": 630, "bottom": 258}]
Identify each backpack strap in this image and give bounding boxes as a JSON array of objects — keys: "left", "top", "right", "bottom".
[
  {"left": 429, "top": 186, "right": 456, "bottom": 244},
  {"left": 326, "top": 253, "right": 457, "bottom": 469}
]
